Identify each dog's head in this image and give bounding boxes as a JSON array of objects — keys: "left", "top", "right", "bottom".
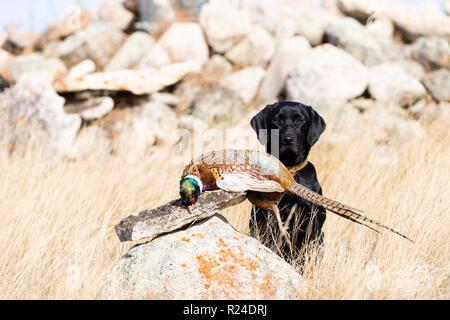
[{"left": 250, "top": 101, "right": 326, "bottom": 167}]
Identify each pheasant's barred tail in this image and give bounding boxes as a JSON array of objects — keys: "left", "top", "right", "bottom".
[{"left": 286, "top": 183, "right": 413, "bottom": 242}]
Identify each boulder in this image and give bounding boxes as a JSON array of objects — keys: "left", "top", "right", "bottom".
[
  {"left": 286, "top": 44, "right": 369, "bottom": 108},
  {"left": 325, "top": 17, "right": 401, "bottom": 66},
  {"left": 423, "top": 69, "right": 450, "bottom": 102},
  {"left": 368, "top": 62, "right": 426, "bottom": 106},
  {"left": 130, "top": 0, "right": 175, "bottom": 31},
  {"left": 392, "top": 264, "right": 449, "bottom": 299},
  {"left": 411, "top": 37, "right": 450, "bottom": 71},
  {"left": 221, "top": 67, "right": 266, "bottom": 104},
  {"left": 394, "top": 59, "right": 426, "bottom": 81},
  {"left": 115, "top": 101, "right": 178, "bottom": 157},
  {"left": 229, "top": 0, "right": 282, "bottom": 33},
  {"left": 138, "top": 42, "right": 171, "bottom": 68},
  {"left": 320, "top": 102, "right": 363, "bottom": 143},
  {"left": 156, "top": 22, "right": 209, "bottom": 68},
  {"left": 337, "top": 0, "right": 450, "bottom": 41},
  {"left": 66, "top": 125, "right": 111, "bottom": 159},
  {"left": 191, "top": 88, "right": 248, "bottom": 128},
  {"left": 4, "top": 24, "right": 39, "bottom": 49},
  {"left": 44, "top": 21, "right": 126, "bottom": 70},
  {"left": 105, "top": 32, "right": 155, "bottom": 71},
  {"left": 65, "top": 59, "right": 96, "bottom": 80},
  {"left": 225, "top": 25, "right": 275, "bottom": 68},
  {"left": 8, "top": 54, "right": 67, "bottom": 83},
  {"left": 98, "top": 215, "right": 304, "bottom": 299},
  {"left": 362, "top": 103, "right": 425, "bottom": 144},
  {"left": 257, "top": 36, "right": 311, "bottom": 103},
  {"left": 172, "top": 55, "right": 233, "bottom": 112},
  {"left": 139, "top": 101, "right": 178, "bottom": 144},
  {"left": 36, "top": 6, "right": 93, "bottom": 49},
  {"left": 0, "top": 75, "right": 81, "bottom": 157},
  {"left": 150, "top": 92, "right": 180, "bottom": 106},
  {"left": 283, "top": 5, "right": 336, "bottom": 46},
  {"left": 64, "top": 96, "right": 115, "bottom": 121},
  {"left": 199, "top": 0, "right": 251, "bottom": 53},
  {"left": 53, "top": 61, "right": 200, "bottom": 95},
  {"left": 99, "top": 0, "right": 134, "bottom": 30}
]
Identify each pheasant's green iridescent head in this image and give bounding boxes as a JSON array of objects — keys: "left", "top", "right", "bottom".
[{"left": 179, "top": 174, "right": 202, "bottom": 205}]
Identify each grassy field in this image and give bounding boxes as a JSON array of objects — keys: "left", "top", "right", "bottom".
[{"left": 0, "top": 115, "right": 448, "bottom": 299}]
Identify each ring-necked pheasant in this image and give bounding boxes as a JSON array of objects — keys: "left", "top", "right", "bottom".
[{"left": 179, "top": 149, "right": 413, "bottom": 244}]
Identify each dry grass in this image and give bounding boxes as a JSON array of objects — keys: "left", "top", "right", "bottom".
[{"left": 0, "top": 117, "right": 448, "bottom": 300}]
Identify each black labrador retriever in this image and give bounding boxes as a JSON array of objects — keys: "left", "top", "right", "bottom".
[{"left": 249, "top": 101, "right": 327, "bottom": 261}]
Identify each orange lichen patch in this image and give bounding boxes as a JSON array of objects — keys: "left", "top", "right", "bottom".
[
  {"left": 233, "top": 236, "right": 239, "bottom": 240},
  {"left": 17, "top": 115, "right": 24, "bottom": 122},
  {"left": 181, "top": 236, "right": 190, "bottom": 243},
  {"left": 196, "top": 245, "right": 265, "bottom": 299},
  {"left": 217, "top": 238, "right": 228, "bottom": 248},
  {"left": 25, "top": 121, "right": 30, "bottom": 126},
  {"left": 28, "top": 88, "right": 34, "bottom": 96},
  {"left": 113, "top": 224, "right": 118, "bottom": 229},
  {"left": 52, "top": 70, "right": 65, "bottom": 79},
  {"left": 1, "top": 68, "right": 11, "bottom": 81},
  {"left": 181, "top": 263, "right": 187, "bottom": 268},
  {"left": 53, "top": 79, "right": 68, "bottom": 90},
  {"left": 257, "top": 273, "right": 275, "bottom": 297},
  {"left": 7, "top": 141, "right": 14, "bottom": 151}
]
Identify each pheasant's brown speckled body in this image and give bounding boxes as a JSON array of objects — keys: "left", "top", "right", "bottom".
[{"left": 181, "top": 149, "right": 412, "bottom": 243}]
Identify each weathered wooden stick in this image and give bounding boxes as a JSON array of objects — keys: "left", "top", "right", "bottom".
[{"left": 114, "top": 190, "right": 247, "bottom": 242}]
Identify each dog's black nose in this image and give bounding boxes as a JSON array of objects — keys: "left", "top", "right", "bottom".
[{"left": 282, "top": 135, "right": 295, "bottom": 145}]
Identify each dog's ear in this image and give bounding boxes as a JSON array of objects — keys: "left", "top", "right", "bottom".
[
  {"left": 306, "top": 106, "right": 326, "bottom": 146},
  {"left": 250, "top": 104, "right": 274, "bottom": 144}
]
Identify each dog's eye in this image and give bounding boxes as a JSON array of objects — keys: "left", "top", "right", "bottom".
[
  {"left": 294, "top": 118, "right": 303, "bottom": 126},
  {"left": 273, "top": 119, "right": 283, "bottom": 126}
]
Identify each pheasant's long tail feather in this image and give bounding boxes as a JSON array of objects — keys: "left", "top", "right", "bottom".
[{"left": 286, "top": 183, "right": 413, "bottom": 242}]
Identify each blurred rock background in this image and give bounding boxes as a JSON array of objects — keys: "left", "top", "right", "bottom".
[{"left": 0, "top": 0, "right": 448, "bottom": 159}]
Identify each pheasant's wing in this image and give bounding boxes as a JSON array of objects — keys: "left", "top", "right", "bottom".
[{"left": 216, "top": 172, "right": 284, "bottom": 193}]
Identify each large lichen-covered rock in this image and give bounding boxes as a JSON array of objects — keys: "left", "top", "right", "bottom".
[
  {"left": 191, "top": 88, "right": 248, "bottom": 128},
  {"left": 368, "top": 62, "right": 426, "bottom": 106},
  {"left": 8, "top": 53, "right": 67, "bottom": 83},
  {"left": 325, "top": 17, "right": 401, "bottom": 66},
  {"left": 98, "top": 215, "right": 304, "bottom": 299},
  {"left": 220, "top": 66, "right": 266, "bottom": 104},
  {"left": 53, "top": 61, "right": 200, "bottom": 95},
  {"left": 423, "top": 69, "right": 450, "bottom": 102},
  {"left": 286, "top": 44, "right": 368, "bottom": 108},
  {"left": 44, "top": 21, "right": 126, "bottom": 70},
  {"left": 199, "top": 0, "right": 251, "bottom": 53},
  {"left": 0, "top": 74, "right": 81, "bottom": 157},
  {"left": 257, "top": 36, "right": 311, "bottom": 103},
  {"left": 156, "top": 22, "right": 209, "bottom": 69},
  {"left": 411, "top": 36, "right": 450, "bottom": 71},
  {"left": 337, "top": 0, "right": 450, "bottom": 41},
  {"left": 105, "top": 32, "right": 155, "bottom": 71}
]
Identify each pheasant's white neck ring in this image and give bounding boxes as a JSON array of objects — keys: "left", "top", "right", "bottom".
[{"left": 183, "top": 174, "right": 203, "bottom": 192}]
